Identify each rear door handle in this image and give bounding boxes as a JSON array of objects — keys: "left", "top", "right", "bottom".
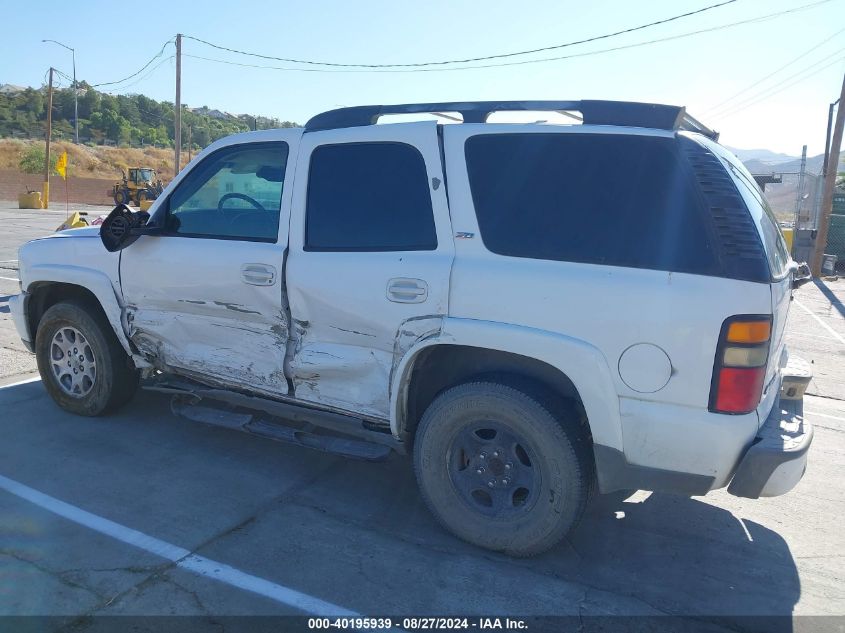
[
  {"left": 241, "top": 263, "right": 276, "bottom": 286},
  {"left": 387, "top": 278, "right": 428, "bottom": 303}
]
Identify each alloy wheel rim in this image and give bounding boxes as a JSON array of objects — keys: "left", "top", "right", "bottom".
[{"left": 50, "top": 326, "right": 96, "bottom": 398}]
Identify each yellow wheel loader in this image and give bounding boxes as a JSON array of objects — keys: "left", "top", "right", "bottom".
[{"left": 110, "top": 168, "right": 164, "bottom": 207}]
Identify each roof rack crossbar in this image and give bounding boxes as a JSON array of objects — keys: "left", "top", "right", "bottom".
[{"left": 304, "top": 100, "right": 718, "bottom": 140}]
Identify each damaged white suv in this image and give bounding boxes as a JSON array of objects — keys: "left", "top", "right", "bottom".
[{"left": 10, "top": 100, "right": 814, "bottom": 556}]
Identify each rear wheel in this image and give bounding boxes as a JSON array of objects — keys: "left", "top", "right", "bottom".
[
  {"left": 413, "top": 381, "right": 593, "bottom": 557},
  {"left": 35, "top": 301, "right": 139, "bottom": 416}
]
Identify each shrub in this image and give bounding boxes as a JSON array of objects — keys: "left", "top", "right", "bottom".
[{"left": 19, "top": 145, "right": 57, "bottom": 175}]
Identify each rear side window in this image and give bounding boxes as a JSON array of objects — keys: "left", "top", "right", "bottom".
[
  {"left": 714, "top": 148, "right": 790, "bottom": 278},
  {"left": 305, "top": 142, "right": 437, "bottom": 251},
  {"left": 465, "top": 133, "right": 717, "bottom": 274}
]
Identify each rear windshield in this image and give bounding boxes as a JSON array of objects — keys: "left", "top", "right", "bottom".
[{"left": 465, "top": 133, "right": 718, "bottom": 275}]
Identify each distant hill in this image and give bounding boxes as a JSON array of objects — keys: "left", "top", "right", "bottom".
[
  {"left": 725, "top": 146, "right": 801, "bottom": 165},
  {"left": 743, "top": 155, "right": 826, "bottom": 176},
  {"left": 0, "top": 82, "right": 297, "bottom": 149}
]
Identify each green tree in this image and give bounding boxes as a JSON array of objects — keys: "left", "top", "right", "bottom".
[
  {"left": 78, "top": 84, "right": 100, "bottom": 119},
  {"left": 54, "top": 88, "right": 76, "bottom": 120},
  {"left": 117, "top": 95, "right": 142, "bottom": 127},
  {"left": 16, "top": 88, "right": 44, "bottom": 119}
]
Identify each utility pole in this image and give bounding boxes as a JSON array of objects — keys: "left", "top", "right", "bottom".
[
  {"left": 72, "top": 48, "right": 78, "bottom": 144},
  {"left": 823, "top": 101, "right": 836, "bottom": 175},
  {"left": 43, "top": 67, "right": 54, "bottom": 209},
  {"left": 42, "top": 40, "right": 78, "bottom": 144},
  {"left": 174, "top": 33, "right": 182, "bottom": 177},
  {"left": 812, "top": 74, "right": 845, "bottom": 277},
  {"left": 794, "top": 145, "right": 807, "bottom": 228}
]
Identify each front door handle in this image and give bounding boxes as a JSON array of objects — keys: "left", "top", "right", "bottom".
[
  {"left": 387, "top": 278, "right": 428, "bottom": 303},
  {"left": 241, "top": 263, "right": 276, "bottom": 286}
]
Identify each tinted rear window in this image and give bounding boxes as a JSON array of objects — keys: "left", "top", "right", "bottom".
[
  {"left": 305, "top": 142, "right": 437, "bottom": 251},
  {"left": 465, "top": 133, "right": 718, "bottom": 274}
]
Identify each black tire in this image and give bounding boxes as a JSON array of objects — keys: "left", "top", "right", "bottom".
[
  {"left": 113, "top": 189, "right": 128, "bottom": 205},
  {"left": 413, "top": 381, "right": 594, "bottom": 557},
  {"left": 35, "top": 301, "right": 139, "bottom": 416}
]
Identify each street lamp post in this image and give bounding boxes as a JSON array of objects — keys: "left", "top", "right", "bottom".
[{"left": 42, "top": 39, "right": 78, "bottom": 144}]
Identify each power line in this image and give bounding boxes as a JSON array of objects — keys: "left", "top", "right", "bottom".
[
  {"left": 703, "top": 26, "right": 845, "bottom": 116},
  {"left": 102, "top": 55, "right": 175, "bottom": 94},
  {"left": 136, "top": 105, "right": 170, "bottom": 123},
  {"left": 183, "top": 0, "right": 740, "bottom": 69},
  {"left": 182, "top": 0, "right": 837, "bottom": 74},
  {"left": 710, "top": 54, "right": 845, "bottom": 120},
  {"left": 91, "top": 39, "right": 174, "bottom": 87},
  {"left": 432, "top": 0, "right": 837, "bottom": 72},
  {"left": 53, "top": 68, "right": 74, "bottom": 84},
  {"left": 183, "top": 53, "right": 361, "bottom": 73},
  {"left": 711, "top": 48, "right": 845, "bottom": 117}
]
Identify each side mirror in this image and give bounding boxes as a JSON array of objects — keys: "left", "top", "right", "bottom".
[
  {"left": 792, "top": 262, "right": 812, "bottom": 289},
  {"left": 99, "top": 204, "right": 160, "bottom": 252}
]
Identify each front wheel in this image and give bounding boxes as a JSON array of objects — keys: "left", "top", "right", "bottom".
[
  {"left": 35, "top": 301, "right": 139, "bottom": 416},
  {"left": 413, "top": 381, "right": 594, "bottom": 557}
]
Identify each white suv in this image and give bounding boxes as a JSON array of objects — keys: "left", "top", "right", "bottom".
[{"left": 10, "top": 100, "right": 814, "bottom": 556}]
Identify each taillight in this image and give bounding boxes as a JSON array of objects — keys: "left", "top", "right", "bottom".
[{"left": 709, "top": 316, "right": 771, "bottom": 414}]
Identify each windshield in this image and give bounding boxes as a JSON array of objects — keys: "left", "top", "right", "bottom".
[{"left": 137, "top": 169, "right": 154, "bottom": 181}]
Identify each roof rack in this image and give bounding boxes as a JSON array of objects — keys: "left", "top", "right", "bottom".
[{"left": 304, "top": 100, "right": 718, "bottom": 140}]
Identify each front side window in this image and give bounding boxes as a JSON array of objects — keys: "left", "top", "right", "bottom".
[
  {"left": 465, "top": 133, "right": 717, "bottom": 275},
  {"left": 166, "top": 142, "right": 289, "bottom": 241},
  {"left": 305, "top": 142, "right": 437, "bottom": 251}
]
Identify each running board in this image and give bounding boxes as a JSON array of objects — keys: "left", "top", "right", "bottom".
[{"left": 144, "top": 379, "right": 402, "bottom": 460}]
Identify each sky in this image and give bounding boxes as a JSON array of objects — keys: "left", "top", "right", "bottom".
[{"left": 2, "top": 0, "right": 844, "bottom": 155}]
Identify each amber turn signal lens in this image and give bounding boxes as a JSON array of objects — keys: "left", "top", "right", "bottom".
[{"left": 726, "top": 321, "right": 771, "bottom": 344}]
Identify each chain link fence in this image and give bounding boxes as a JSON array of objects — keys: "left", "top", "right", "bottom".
[{"left": 824, "top": 192, "right": 845, "bottom": 274}]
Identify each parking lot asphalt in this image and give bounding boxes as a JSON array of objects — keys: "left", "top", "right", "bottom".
[
  {"left": 1, "top": 202, "right": 844, "bottom": 629},
  {"left": 0, "top": 202, "right": 114, "bottom": 380}
]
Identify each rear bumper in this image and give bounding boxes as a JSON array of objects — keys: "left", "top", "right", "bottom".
[
  {"left": 8, "top": 293, "right": 33, "bottom": 353},
  {"left": 596, "top": 358, "right": 814, "bottom": 498},
  {"left": 728, "top": 397, "right": 813, "bottom": 498}
]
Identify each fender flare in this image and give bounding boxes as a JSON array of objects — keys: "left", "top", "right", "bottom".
[
  {"left": 25, "top": 264, "right": 133, "bottom": 355},
  {"left": 389, "top": 317, "right": 623, "bottom": 452}
]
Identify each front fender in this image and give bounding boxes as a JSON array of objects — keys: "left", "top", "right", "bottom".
[
  {"left": 25, "top": 264, "right": 132, "bottom": 355},
  {"left": 390, "top": 317, "right": 623, "bottom": 452}
]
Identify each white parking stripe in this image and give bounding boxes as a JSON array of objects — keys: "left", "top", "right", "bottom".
[
  {"left": 0, "top": 376, "right": 41, "bottom": 388},
  {"left": 0, "top": 473, "right": 358, "bottom": 616},
  {"left": 794, "top": 299, "right": 845, "bottom": 346},
  {"left": 0, "top": 276, "right": 20, "bottom": 282},
  {"left": 805, "top": 410, "right": 845, "bottom": 422}
]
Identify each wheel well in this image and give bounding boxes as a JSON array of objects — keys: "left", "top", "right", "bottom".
[
  {"left": 27, "top": 282, "right": 108, "bottom": 340},
  {"left": 402, "top": 344, "right": 589, "bottom": 443}
]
